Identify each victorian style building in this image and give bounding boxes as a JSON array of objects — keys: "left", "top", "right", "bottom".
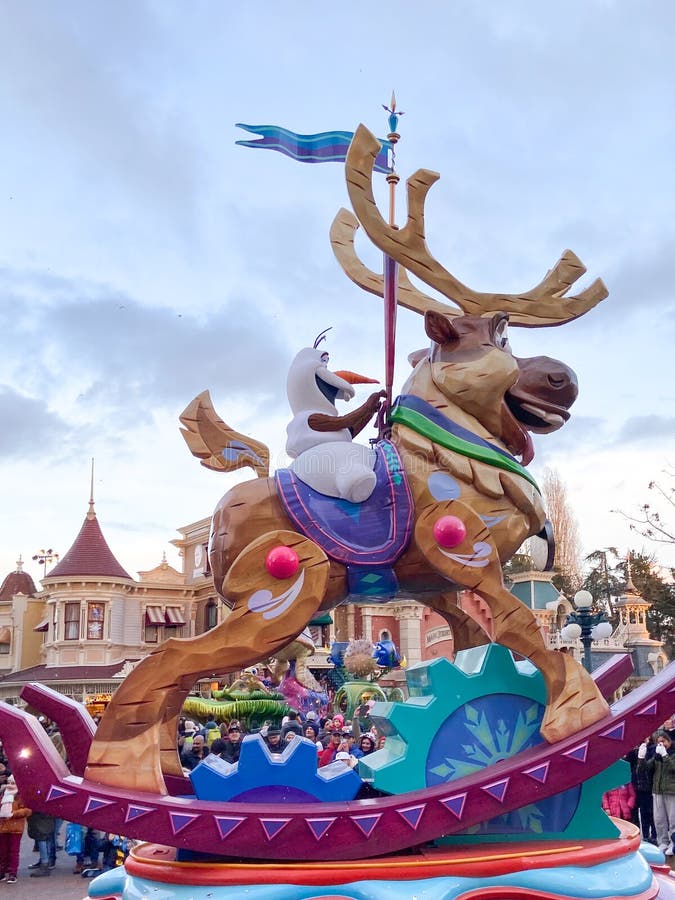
[{"left": 0, "top": 497, "right": 221, "bottom": 711}]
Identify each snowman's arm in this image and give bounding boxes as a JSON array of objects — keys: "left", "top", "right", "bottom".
[{"left": 308, "top": 391, "right": 385, "bottom": 438}]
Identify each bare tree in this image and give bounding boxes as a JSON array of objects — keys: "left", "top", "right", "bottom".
[
  {"left": 615, "top": 465, "right": 675, "bottom": 547},
  {"left": 542, "top": 468, "right": 583, "bottom": 594}
]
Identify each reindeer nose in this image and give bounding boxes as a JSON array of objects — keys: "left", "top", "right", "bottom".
[
  {"left": 515, "top": 356, "right": 579, "bottom": 409},
  {"left": 548, "top": 372, "right": 570, "bottom": 390}
]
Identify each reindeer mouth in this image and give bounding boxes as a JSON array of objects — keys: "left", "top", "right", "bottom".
[
  {"left": 504, "top": 390, "right": 570, "bottom": 434},
  {"left": 499, "top": 402, "right": 534, "bottom": 466},
  {"left": 500, "top": 393, "right": 570, "bottom": 467}
]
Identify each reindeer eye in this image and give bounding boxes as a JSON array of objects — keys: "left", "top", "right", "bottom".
[{"left": 494, "top": 319, "right": 510, "bottom": 350}]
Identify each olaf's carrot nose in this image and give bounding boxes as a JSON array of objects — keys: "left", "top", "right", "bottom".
[{"left": 334, "top": 370, "right": 379, "bottom": 385}]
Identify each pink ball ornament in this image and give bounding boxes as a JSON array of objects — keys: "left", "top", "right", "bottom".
[
  {"left": 433, "top": 515, "right": 467, "bottom": 549},
  {"left": 265, "top": 545, "right": 300, "bottom": 579}
]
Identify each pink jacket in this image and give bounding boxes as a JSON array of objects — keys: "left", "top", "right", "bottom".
[{"left": 602, "top": 783, "right": 637, "bottom": 820}]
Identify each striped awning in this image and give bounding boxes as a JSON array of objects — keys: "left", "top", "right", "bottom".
[
  {"left": 165, "top": 607, "right": 186, "bottom": 626},
  {"left": 145, "top": 606, "right": 164, "bottom": 625},
  {"left": 33, "top": 619, "right": 49, "bottom": 633},
  {"left": 0, "top": 627, "right": 10, "bottom": 643}
]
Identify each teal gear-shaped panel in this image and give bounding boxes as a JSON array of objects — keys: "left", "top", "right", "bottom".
[
  {"left": 190, "top": 734, "right": 361, "bottom": 804},
  {"left": 361, "top": 644, "right": 625, "bottom": 841}
]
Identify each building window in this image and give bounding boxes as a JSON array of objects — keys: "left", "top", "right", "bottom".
[
  {"left": 144, "top": 606, "right": 164, "bottom": 644},
  {"left": 0, "top": 627, "right": 10, "bottom": 655},
  {"left": 86, "top": 603, "right": 105, "bottom": 640},
  {"left": 165, "top": 607, "right": 186, "bottom": 627},
  {"left": 379, "top": 629, "right": 391, "bottom": 642},
  {"left": 194, "top": 543, "right": 210, "bottom": 575},
  {"left": 206, "top": 601, "right": 218, "bottom": 631},
  {"left": 64, "top": 603, "right": 80, "bottom": 640}
]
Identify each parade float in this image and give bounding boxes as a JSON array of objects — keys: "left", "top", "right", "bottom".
[
  {"left": 3, "top": 106, "right": 675, "bottom": 899},
  {"left": 181, "top": 666, "right": 292, "bottom": 731},
  {"left": 328, "top": 639, "right": 404, "bottom": 722}
]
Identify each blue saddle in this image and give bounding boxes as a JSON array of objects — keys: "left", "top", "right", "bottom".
[{"left": 275, "top": 440, "right": 413, "bottom": 600}]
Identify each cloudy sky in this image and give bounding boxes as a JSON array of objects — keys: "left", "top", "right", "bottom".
[{"left": 1, "top": 1, "right": 675, "bottom": 588}]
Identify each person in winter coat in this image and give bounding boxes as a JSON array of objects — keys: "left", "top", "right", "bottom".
[
  {"left": 0, "top": 776, "right": 31, "bottom": 884},
  {"left": 26, "top": 809, "right": 55, "bottom": 877},
  {"left": 639, "top": 732, "right": 675, "bottom": 854},
  {"left": 628, "top": 736, "right": 657, "bottom": 842},
  {"left": 602, "top": 782, "right": 637, "bottom": 822},
  {"left": 180, "top": 734, "right": 209, "bottom": 771},
  {"left": 201, "top": 720, "right": 221, "bottom": 748},
  {"left": 280, "top": 711, "right": 303, "bottom": 740},
  {"left": 303, "top": 721, "right": 322, "bottom": 750},
  {"left": 318, "top": 731, "right": 342, "bottom": 767},
  {"left": 220, "top": 723, "right": 244, "bottom": 764}
]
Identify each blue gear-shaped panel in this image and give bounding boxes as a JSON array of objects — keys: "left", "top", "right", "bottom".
[
  {"left": 190, "top": 734, "right": 361, "bottom": 804},
  {"left": 360, "top": 644, "right": 616, "bottom": 839}
]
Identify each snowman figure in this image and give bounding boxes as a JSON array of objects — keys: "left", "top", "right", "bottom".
[{"left": 285, "top": 337, "right": 384, "bottom": 503}]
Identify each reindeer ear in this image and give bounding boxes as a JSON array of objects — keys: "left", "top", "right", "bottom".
[
  {"left": 408, "top": 348, "right": 428, "bottom": 367},
  {"left": 424, "top": 310, "right": 460, "bottom": 346}
]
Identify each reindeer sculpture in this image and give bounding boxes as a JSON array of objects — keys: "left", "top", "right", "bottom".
[{"left": 84, "top": 125, "right": 610, "bottom": 795}]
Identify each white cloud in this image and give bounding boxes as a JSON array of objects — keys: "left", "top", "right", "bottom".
[{"left": 1, "top": 1, "right": 674, "bottom": 585}]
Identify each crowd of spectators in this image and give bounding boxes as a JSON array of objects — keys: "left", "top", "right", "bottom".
[
  {"left": 177, "top": 709, "right": 383, "bottom": 790},
  {"left": 603, "top": 716, "right": 675, "bottom": 857},
  {"left": 0, "top": 714, "right": 134, "bottom": 882}
]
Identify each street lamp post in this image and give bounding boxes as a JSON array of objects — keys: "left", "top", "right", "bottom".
[
  {"left": 32, "top": 548, "right": 59, "bottom": 578},
  {"left": 560, "top": 590, "right": 613, "bottom": 673}
]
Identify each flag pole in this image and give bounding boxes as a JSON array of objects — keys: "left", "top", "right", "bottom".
[{"left": 380, "top": 92, "right": 404, "bottom": 439}]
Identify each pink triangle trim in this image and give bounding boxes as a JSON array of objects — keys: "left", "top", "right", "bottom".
[
  {"left": 46, "top": 785, "right": 76, "bottom": 802},
  {"left": 397, "top": 804, "right": 425, "bottom": 830},
  {"left": 260, "top": 818, "right": 291, "bottom": 841},
  {"left": 214, "top": 816, "right": 246, "bottom": 839},
  {"left": 523, "top": 762, "right": 549, "bottom": 784},
  {"left": 600, "top": 721, "right": 625, "bottom": 741},
  {"left": 351, "top": 813, "right": 382, "bottom": 838},
  {"left": 440, "top": 793, "right": 466, "bottom": 820},
  {"left": 84, "top": 796, "right": 115, "bottom": 814},
  {"left": 482, "top": 778, "right": 509, "bottom": 803},
  {"left": 125, "top": 805, "right": 154, "bottom": 823},
  {"left": 169, "top": 812, "right": 200, "bottom": 835},
  {"left": 563, "top": 742, "right": 588, "bottom": 763},
  {"left": 636, "top": 701, "right": 658, "bottom": 717},
  {"left": 306, "top": 817, "right": 336, "bottom": 841}
]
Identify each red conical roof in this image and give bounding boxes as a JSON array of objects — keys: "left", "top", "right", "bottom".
[
  {"left": 0, "top": 559, "right": 37, "bottom": 600},
  {"left": 47, "top": 504, "right": 132, "bottom": 581}
]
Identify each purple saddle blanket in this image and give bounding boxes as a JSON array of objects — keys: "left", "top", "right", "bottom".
[{"left": 275, "top": 440, "right": 413, "bottom": 566}]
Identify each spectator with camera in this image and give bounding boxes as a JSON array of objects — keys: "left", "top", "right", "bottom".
[{"left": 637, "top": 731, "right": 675, "bottom": 855}]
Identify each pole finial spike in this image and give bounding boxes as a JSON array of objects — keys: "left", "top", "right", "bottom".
[
  {"left": 88, "top": 457, "right": 96, "bottom": 519},
  {"left": 625, "top": 551, "right": 637, "bottom": 592}
]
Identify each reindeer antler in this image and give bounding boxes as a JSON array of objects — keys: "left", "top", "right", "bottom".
[
  {"left": 343, "top": 124, "right": 608, "bottom": 327},
  {"left": 330, "top": 208, "right": 461, "bottom": 317}
]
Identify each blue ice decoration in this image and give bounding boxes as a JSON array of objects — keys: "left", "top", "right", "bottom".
[{"left": 427, "top": 471, "right": 462, "bottom": 501}]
